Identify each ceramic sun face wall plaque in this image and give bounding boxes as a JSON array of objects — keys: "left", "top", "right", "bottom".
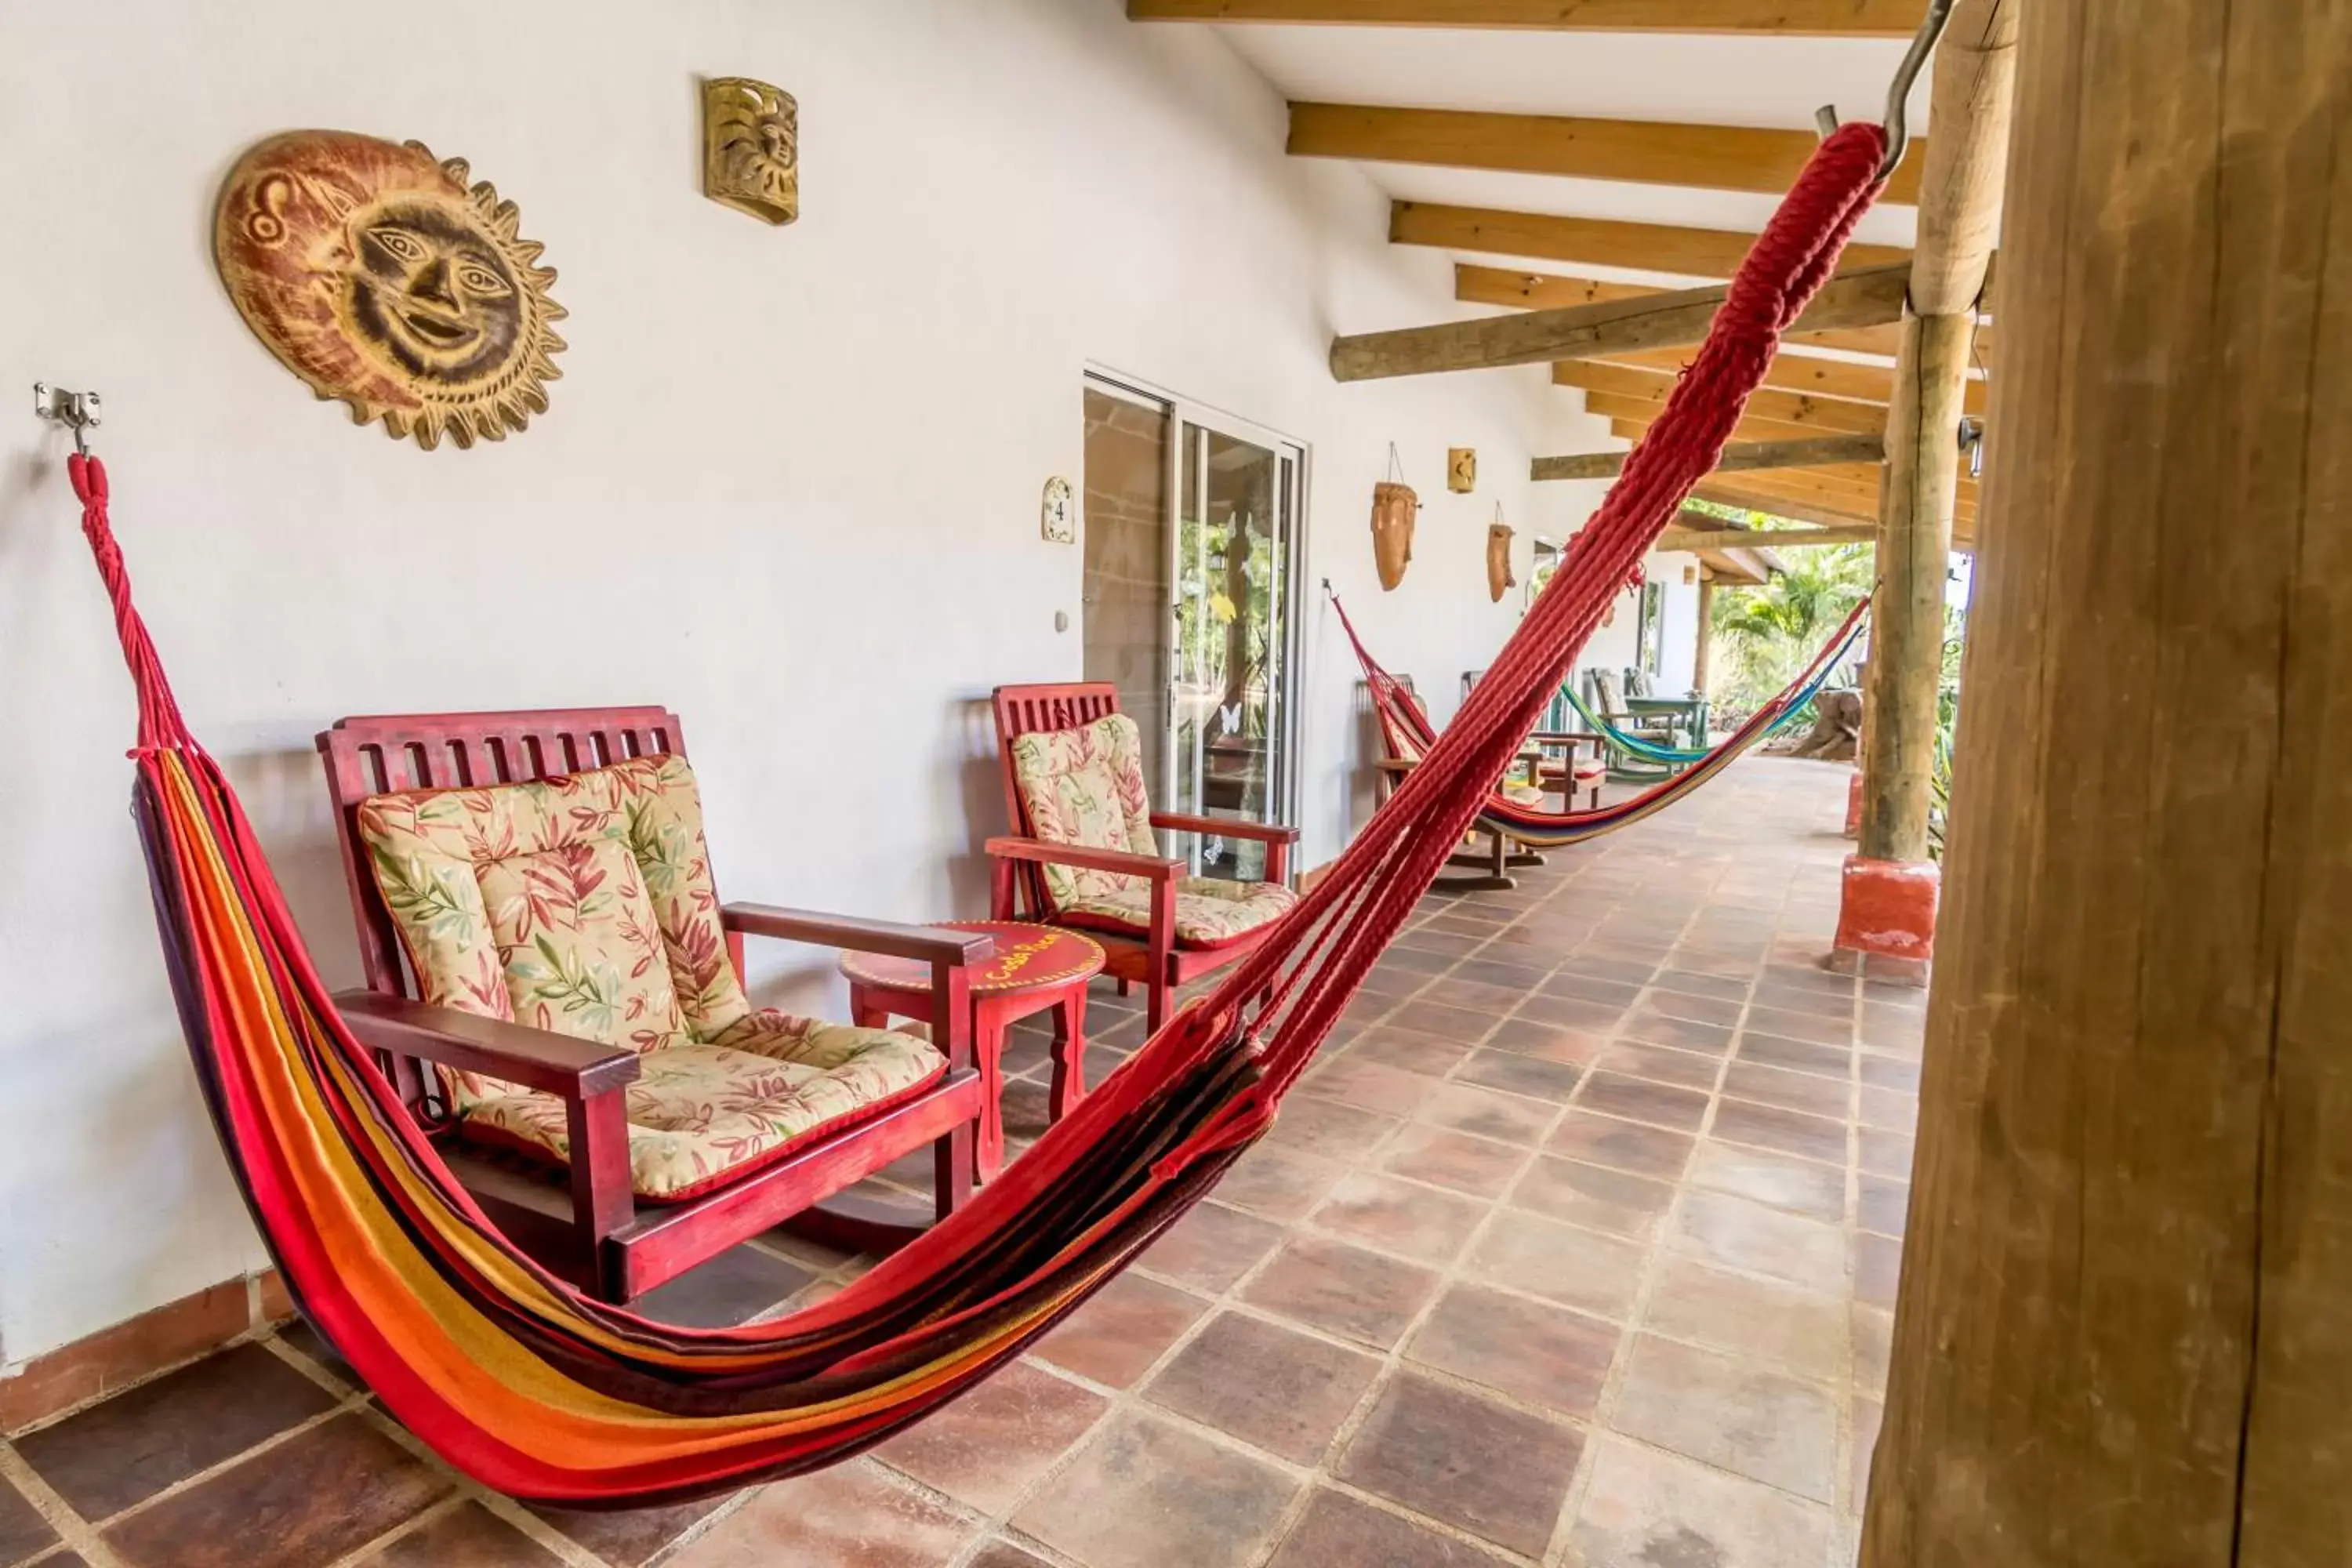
[
  {"left": 214, "top": 131, "right": 566, "bottom": 450},
  {"left": 703, "top": 78, "right": 799, "bottom": 224},
  {"left": 1372, "top": 481, "right": 1418, "bottom": 591},
  {"left": 1487, "top": 521, "right": 1517, "bottom": 602}
]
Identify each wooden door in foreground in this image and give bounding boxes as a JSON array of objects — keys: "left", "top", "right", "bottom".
[{"left": 1861, "top": 1, "right": 2352, "bottom": 1563}]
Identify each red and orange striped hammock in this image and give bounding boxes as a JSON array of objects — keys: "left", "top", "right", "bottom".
[
  {"left": 82, "top": 124, "right": 1889, "bottom": 1506},
  {"left": 1335, "top": 590, "right": 1871, "bottom": 849}
]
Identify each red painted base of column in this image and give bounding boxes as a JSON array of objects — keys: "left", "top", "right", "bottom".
[
  {"left": 1843, "top": 770, "right": 1864, "bottom": 838},
  {"left": 1831, "top": 855, "right": 1940, "bottom": 981}
]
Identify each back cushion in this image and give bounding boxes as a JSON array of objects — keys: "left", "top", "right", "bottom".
[
  {"left": 1008, "top": 713, "right": 1156, "bottom": 909},
  {"left": 357, "top": 755, "right": 751, "bottom": 1064}
]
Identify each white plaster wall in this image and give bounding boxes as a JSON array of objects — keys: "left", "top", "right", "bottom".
[{"left": 0, "top": 0, "right": 1609, "bottom": 1361}]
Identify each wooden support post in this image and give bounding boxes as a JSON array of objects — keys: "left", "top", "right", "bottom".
[
  {"left": 1861, "top": 0, "right": 2352, "bottom": 1562},
  {"left": 1855, "top": 309, "right": 1969, "bottom": 862},
  {"left": 1693, "top": 572, "right": 1715, "bottom": 698},
  {"left": 1834, "top": 0, "right": 2015, "bottom": 975}
]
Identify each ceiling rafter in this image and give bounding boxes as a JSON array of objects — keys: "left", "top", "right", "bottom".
[
  {"left": 1390, "top": 200, "right": 1912, "bottom": 279},
  {"left": 1288, "top": 103, "right": 1926, "bottom": 201},
  {"left": 1127, "top": 1, "right": 1928, "bottom": 34}
]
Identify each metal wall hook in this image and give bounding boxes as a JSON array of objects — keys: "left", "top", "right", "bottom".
[
  {"left": 1815, "top": 0, "right": 1958, "bottom": 183},
  {"left": 34, "top": 383, "right": 102, "bottom": 456}
]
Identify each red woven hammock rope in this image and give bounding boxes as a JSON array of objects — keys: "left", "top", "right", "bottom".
[{"left": 64, "top": 122, "right": 1888, "bottom": 1501}]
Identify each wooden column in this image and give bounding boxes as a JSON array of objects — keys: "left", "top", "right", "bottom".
[
  {"left": 1856, "top": 310, "right": 1968, "bottom": 858},
  {"left": 1860, "top": 0, "right": 2352, "bottom": 1562},
  {"left": 1693, "top": 572, "right": 1716, "bottom": 697},
  {"left": 1836, "top": 0, "right": 2016, "bottom": 967}
]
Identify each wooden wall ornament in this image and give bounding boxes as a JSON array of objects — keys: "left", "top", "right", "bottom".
[
  {"left": 1371, "top": 481, "right": 1417, "bottom": 590},
  {"left": 702, "top": 78, "right": 799, "bottom": 225},
  {"left": 1447, "top": 447, "right": 1478, "bottom": 492},
  {"left": 214, "top": 131, "right": 565, "bottom": 450},
  {"left": 1486, "top": 512, "right": 1516, "bottom": 602}
]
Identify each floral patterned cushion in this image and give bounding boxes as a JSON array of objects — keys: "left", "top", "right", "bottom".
[
  {"left": 1059, "top": 876, "right": 1298, "bottom": 950},
  {"left": 356, "top": 757, "right": 946, "bottom": 1185},
  {"left": 1007, "top": 714, "right": 1159, "bottom": 910},
  {"left": 459, "top": 1011, "right": 943, "bottom": 1201}
]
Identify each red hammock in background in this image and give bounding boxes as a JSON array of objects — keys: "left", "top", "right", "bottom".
[
  {"left": 1335, "top": 588, "right": 1871, "bottom": 848},
  {"left": 81, "top": 122, "right": 1889, "bottom": 1505}
]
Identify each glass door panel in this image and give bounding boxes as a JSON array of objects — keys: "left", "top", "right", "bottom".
[
  {"left": 1080, "top": 383, "right": 1173, "bottom": 794},
  {"left": 1171, "top": 419, "right": 1300, "bottom": 882}
]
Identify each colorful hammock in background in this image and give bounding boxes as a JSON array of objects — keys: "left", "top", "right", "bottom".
[
  {"left": 1555, "top": 655, "right": 1857, "bottom": 768},
  {"left": 76, "top": 122, "right": 1890, "bottom": 1507},
  {"left": 1338, "top": 590, "right": 1868, "bottom": 850},
  {"left": 1558, "top": 684, "right": 1717, "bottom": 765}
]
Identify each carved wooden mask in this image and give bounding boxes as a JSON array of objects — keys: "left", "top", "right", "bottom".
[
  {"left": 1487, "top": 522, "right": 1517, "bottom": 602},
  {"left": 215, "top": 131, "right": 565, "bottom": 450},
  {"left": 703, "top": 78, "right": 798, "bottom": 224},
  {"left": 1372, "top": 480, "right": 1418, "bottom": 591}
]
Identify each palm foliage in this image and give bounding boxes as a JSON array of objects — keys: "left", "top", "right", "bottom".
[{"left": 1706, "top": 539, "right": 1876, "bottom": 718}]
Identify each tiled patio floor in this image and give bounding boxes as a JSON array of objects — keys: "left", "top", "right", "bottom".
[{"left": 0, "top": 756, "right": 1921, "bottom": 1568}]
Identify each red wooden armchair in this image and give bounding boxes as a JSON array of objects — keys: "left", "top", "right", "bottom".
[
  {"left": 986, "top": 684, "right": 1300, "bottom": 1031},
  {"left": 318, "top": 706, "right": 987, "bottom": 1305}
]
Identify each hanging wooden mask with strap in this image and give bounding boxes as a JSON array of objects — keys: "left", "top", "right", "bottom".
[
  {"left": 1371, "top": 447, "right": 1418, "bottom": 591},
  {"left": 1486, "top": 515, "right": 1517, "bottom": 602},
  {"left": 215, "top": 130, "right": 567, "bottom": 449}
]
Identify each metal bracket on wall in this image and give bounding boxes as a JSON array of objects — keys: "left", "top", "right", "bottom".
[{"left": 34, "top": 383, "right": 102, "bottom": 455}]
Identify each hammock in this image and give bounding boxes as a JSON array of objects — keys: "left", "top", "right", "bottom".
[
  {"left": 78, "top": 123, "right": 1888, "bottom": 1506},
  {"left": 1558, "top": 684, "right": 1716, "bottom": 766},
  {"left": 1337, "top": 591, "right": 1867, "bottom": 850},
  {"left": 1554, "top": 665, "right": 1852, "bottom": 768}
]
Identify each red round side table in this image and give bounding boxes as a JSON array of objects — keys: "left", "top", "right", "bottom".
[{"left": 841, "top": 921, "right": 1105, "bottom": 1184}]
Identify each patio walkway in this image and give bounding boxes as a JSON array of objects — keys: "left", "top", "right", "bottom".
[{"left": 0, "top": 755, "right": 1919, "bottom": 1568}]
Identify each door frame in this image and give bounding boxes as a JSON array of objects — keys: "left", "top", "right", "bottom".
[{"left": 1081, "top": 365, "right": 1310, "bottom": 837}]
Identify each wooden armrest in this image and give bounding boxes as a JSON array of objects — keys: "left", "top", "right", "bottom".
[
  {"left": 1528, "top": 730, "right": 1606, "bottom": 745},
  {"left": 335, "top": 991, "right": 641, "bottom": 1099},
  {"left": 722, "top": 903, "right": 994, "bottom": 966},
  {"left": 1374, "top": 757, "right": 1418, "bottom": 775},
  {"left": 1148, "top": 810, "right": 1301, "bottom": 846},
  {"left": 985, "top": 835, "right": 1184, "bottom": 882}
]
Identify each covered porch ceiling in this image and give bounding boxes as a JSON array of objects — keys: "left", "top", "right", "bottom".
[{"left": 1131, "top": 1, "right": 1991, "bottom": 550}]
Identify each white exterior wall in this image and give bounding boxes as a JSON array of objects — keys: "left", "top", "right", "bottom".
[{"left": 0, "top": 0, "right": 1612, "bottom": 1362}]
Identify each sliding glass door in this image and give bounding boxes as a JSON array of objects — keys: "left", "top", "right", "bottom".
[{"left": 1082, "top": 374, "right": 1305, "bottom": 880}]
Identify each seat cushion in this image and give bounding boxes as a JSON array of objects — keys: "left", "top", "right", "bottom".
[
  {"left": 1008, "top": 713, "right": 1159, "bottom": 911},
  {"left": 459, "top": 1011, "right": 945, "bottom": 1201},
  {"left": 1502, "top": 782, "right": 1548, "bottom": 808},
  {"left": 1058, "top": 876, "right": 1298, "bottom": 950}
]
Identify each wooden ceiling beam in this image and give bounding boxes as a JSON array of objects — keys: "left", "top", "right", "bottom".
[
  {"left": 1534, "top": 432, "right": 1885, "bottom": 481},
  {"left": 1290, "top": 102, "right": 1926, "bottom": 202},
  {"left": 1390, "top": 200, "right": 1912, "bottom": 279},
  {"left": 1127, "top": 1, "right": 1927, "bottom": 33},
  {"left": 1560, "top": 363, "right": 1890, "bottom": 434},
  {"left": 1593, "top": 347, "right": 1991, "bottom": 415},
  {"left": 1658, "top": 522, "right": 1883, "bottom": 550},
  {"left": 1333, "top": 260, "right": 1911, "bottom": 380},
  {"left": 1454, "top": 263, "right": 1920, "bottom": 359}
]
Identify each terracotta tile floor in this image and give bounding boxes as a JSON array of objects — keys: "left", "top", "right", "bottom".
[{"left": 0, "top": 757, "right": 1922, "bottom": 1568}]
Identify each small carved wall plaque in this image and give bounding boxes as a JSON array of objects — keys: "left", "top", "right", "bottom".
[
  {"left": 703, "top": 78, "right": 799, "bottom": 225},
  {"left": 1372, "top": 481, "right": 1418, "bottom": 592},
  {"left": 214, "top": 131, "right": 565, "bottom": 450},
  {"left": 1041, "top": 475, "right": 1076, "bottom": 543},
  {"left": 1448, "top": 448, "right": 1477, "bottom": 493}
]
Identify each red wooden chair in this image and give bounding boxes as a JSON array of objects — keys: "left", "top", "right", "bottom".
[
  {"left": 318, "top": 706, "right": 988, "bottom": 1305},
  {"left": 986, "top": 683, "right": 1300, "bottom": 1032}
]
